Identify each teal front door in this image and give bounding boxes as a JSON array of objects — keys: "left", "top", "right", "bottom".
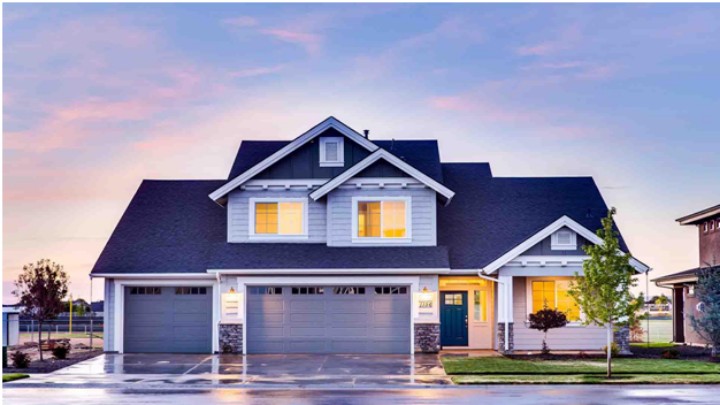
[{"left": 440, "top": 291, "right": 468, "bottom": 346}]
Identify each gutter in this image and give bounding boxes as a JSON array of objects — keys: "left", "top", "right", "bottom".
[{"left": 476, "top": 272, "right": 509, "bottom": 353}]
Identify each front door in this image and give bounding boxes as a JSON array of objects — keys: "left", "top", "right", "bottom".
[{"left": 440, "top": 291, "right": 468, "bottom": 346}]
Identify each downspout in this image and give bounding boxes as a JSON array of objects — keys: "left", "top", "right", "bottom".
[{"left": 477, "top": 272, "right": 509, "bottom": 353}]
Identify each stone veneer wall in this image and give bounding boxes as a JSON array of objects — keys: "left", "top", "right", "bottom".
[
  {"left": 414, "top": 323, "right": 441, "bottom": 353},
  {"left": 219, "top": 323, "right": 243, "bottom": 354},
  {"left": 614, "top": 326, "right": 632, "bottom": 355},
  {"left": 497, "top": 322, "right": 514, "bottom": 353}
]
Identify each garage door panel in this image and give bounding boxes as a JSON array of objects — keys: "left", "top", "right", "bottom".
[
  {"left": 247, "top": 285, "right": 410, "bottom": 354},
  {"left": 124, "top": 286, "right": 212, "bottom": 353}
]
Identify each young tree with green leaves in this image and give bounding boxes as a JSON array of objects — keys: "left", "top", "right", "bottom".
[
  {"left": 12, "top": 259, "right": 69, "bottom": 361},
  {"left": 689, "top": 266, "right": 720, "bottom": 357},
  {"left": 568, "top": 208, "right": 644, "bottom": 378}
]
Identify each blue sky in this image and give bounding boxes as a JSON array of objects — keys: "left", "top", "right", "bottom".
[{"left": 4, "top": 3, "right": 720, "bottom": 302}]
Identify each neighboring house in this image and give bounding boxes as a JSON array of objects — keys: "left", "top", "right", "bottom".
[
  {"left": 654, "top": 204, "right": 720, "bottom": 345},
  {"left": 3, "top": 306, "right": 21, "bottom": 347},
  {"left": 90, "top": 301, "right": 104, "bottom": 317},
  {"left": 90, "top": 116, "right": 648, "bottom": 355}
]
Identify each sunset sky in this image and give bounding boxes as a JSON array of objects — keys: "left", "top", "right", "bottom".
[{"left": 4, "top": 3, "right": 720, "bottom": 304}]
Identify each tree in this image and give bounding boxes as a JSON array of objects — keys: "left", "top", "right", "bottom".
[
  {"left": 655, "top": 295, "right": 669, "bottom": 306},
  {"left": 689, "top": 266, "right": 720, "bottom": 357},
  {"left": 12, "top": 259, "right": 69, "bottom": 361},
  {"left": 528, "top": 307, "right": 568, "bottom": 354},
  {"left": 568, "top": 208, "right": 644, "bottom": 378}
]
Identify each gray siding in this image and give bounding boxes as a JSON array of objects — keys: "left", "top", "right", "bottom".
[
  {"left": 228, "top": 189, "right": 327, "bottom": 243},
  {"left": 105, "top": 278, "right": 115, "bottom": 352},
  {"left": 327, "top": 187, "right": 437, "bottom": 247},
  {"left": 522, "top": 227, "right": 591, "bottom": 256},
  {"left": 512, "top": 276, "right": 607, "bottom": 350}
]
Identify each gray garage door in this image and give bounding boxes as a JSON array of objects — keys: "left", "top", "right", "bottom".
[
  {"left": 123, "top": 286, "right": 212, "bottom": 353},
  {"left": 247, "top": 285, "right": 411, "bottom": 354}
]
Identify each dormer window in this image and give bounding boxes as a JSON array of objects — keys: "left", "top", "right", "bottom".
[
  {"left": 551, "top": 229, "right": 577, "bottom": 250},
  {"left": 319, "top": 137, "right": 344, "bottom": 167}
]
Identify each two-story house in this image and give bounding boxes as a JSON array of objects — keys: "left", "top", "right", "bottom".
[
  {"left": 90, "top": 117, "right": 648, "bottom": 355},
  {"left": 654, "top": 204, "right": 720, "bottom": 345}
]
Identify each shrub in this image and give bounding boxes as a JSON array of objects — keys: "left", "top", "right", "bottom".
[
  {"left": 603, "top": 342, "right": 619, "bottom": 357},
  {"left": 11, "top": 351, "right": 31, "bottom": 369},
  {"left": 528, "top": 307, "right": 568, "bottom": 354},
  {"left": 577, "top": 351, "right": 589, "bottom": 359},
  {"left": 52, "top": 345, "right": 70, "bottom": 360},
  {"left": 661, "top": 349, "right": 680, "bottom": 359}
]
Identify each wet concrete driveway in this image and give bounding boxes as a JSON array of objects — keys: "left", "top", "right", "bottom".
[{"left": 9, "top": 353, "right": 450, "bottom": 388}]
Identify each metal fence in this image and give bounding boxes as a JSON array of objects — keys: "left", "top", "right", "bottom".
[{"left": 19, "top": 318, "right": 104, "bottom": 337}]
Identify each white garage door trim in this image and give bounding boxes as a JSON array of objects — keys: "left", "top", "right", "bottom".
[
  {"left": 235, "top": 275, "right": 421, "bottom": 355},
  {"left": 113, "top": 279, "right": 220, "bottom": 354}
]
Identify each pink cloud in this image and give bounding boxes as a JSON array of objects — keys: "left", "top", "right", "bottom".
[
  {"left": 260, "top": 28, "right": 323, "bottom": 55},
  {"left": 230, "top": 65, "right": 285, "bottom": 78},
  {"left": 222, "top": 16, "right": 258, "bottom": 28},
  {"left": 517, "top": 42, "right": 558, "bottom": 56},
  {"left": 516, "top": 24, "right": 582, "bottom": 57}
]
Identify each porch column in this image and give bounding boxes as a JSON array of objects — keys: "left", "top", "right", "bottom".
[{"left": 496, "top": 274, "right": 514, "bottom": 354}]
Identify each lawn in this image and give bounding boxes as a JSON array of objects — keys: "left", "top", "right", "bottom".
[
  {"left": 630, "top": 342, "right": 675, "bottom": 349},
  {"left": 3, "top": 374, "right": 29, "bottom": 383},
  {"left": 442, "top": 356, "right": 720, "bottom": 384}
]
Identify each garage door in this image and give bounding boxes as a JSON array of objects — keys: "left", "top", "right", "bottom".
[
  {"left": 247, "top": 285, "right": 411, "bottom": 354},
  {"left": 123, "top": 286, "right": 212, "bottom": 353}
]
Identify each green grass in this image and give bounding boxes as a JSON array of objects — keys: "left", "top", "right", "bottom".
[
  {"left": 630, "top": 342, "right": 675, "bottom": 349},
  {"left": 3, "top": 374, "right": 29, "bottom": 383},
  {"left": 442, "top": 357, "right": 720, "bottom": 375},
  {"left": 452, "top": 374, "right": 720, "bottom": 384}
]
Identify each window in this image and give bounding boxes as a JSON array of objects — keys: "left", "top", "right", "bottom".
[
  {"left": 175, "top": 287, "right": 207, "bottom": 295},
  {"left": 704, "top": 222, "right": 709, "bottom": 233},
  {"left": 248, "top": 287, "right": 282, "bottom": 295},
  {"left": 319, "top": 137, "right": 344, "bottom": 167},
  {"left": 712, "top": 221, "right": 716, "bottom": 231},
  {"left": 250, "top": 199, "right": 306, "bottom": 237},
  {"left": 292, "top": 287, "right": 324, "bottom": 295},
  {"left": 333, "top": 287, "right": 366, "bottom": 295},
  {"left": 444, "top": 293, "right": 463, "bottom": 305},
  {"left": 531, "top": 280, "right": 580, "bottom": 321},
  {"left": 129, "top": 287, "right": 161, "bottom": 295},
  {"left": 474, "top": 290, "right": 487, "bottom": 322},
  {"left": 374, "top": 286, "right": 407, "bottom": 295},
  {"left": 551, "top": 229, "right": 577, "bottom": 250},
  {"left": 687, "top": 285, "right": 696, "bottom": 297},
  {"left": 354, "top": 198, "right": 410, "bottom": 241}
]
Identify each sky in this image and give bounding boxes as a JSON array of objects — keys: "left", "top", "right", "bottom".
[{"left": 3, "top": 3, "right": 720, "bottom": 304}]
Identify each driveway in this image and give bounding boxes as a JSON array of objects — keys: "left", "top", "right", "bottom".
[{"left": 5, "top": 353, "right": 450, "bottom": 388}]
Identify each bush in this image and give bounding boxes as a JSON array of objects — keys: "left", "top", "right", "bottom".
[
  {"left": 577, "top": 351, "right": 589, "bottom": 359},
  {"left": 528, "top": 307, "right": 568, "bottom": 354},
  {"left": 661, "top": 349, "right": 680, "bottom": 359},
  {"left": 52, "top": 345, "right": 70, "bottom": 360},
  {"left": 11, "top": 351, "right": 31, "bottom": 369},
  {"left": 603, "top": 342, "right": 619, "bottom": 357}
]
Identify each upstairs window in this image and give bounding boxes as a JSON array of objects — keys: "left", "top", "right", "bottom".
[
  {"left": 551, "top": 229, "right": 577, "bottom": 250},
  {"left": 353, "top": 197, "right": 411, "bottom": 241},
  {"left": 250, "top": 198, "right": 307, "bottom": 238},
  {"left": 319, "top": 137, "right": 344, "bottom": 167}
]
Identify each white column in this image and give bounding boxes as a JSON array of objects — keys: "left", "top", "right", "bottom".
[{"left": 497, "top": 274, "right": 514, "bottom": 323}]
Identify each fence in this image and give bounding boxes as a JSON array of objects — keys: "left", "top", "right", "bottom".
[{"left": 19, "top": 317, "right": 104, "bottom": 338}]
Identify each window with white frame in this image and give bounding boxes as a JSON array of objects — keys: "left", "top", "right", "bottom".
[
  {"left": 704, "top": 222, "right": 709, "bottom": 233},
  {"left": 249, "top": 198, "right": 307, "bottom": 238},
  {"left": 551, "top": 228, "right": 577, "bottom": 250},
  {"left": 319, "top": 137, "right": 344, "bottom": 167},
  {"left": 352, "top": 197, "right": 411, "bottom": 242},
  {"left": 529, "top": 279, "right": 581, "bottom": 322}
]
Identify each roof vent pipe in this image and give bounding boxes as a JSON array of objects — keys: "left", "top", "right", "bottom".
[{"left": 363, "top": 129, "right": 369, "bottom": 139}]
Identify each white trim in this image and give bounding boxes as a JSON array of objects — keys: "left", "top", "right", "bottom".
[
  {"left": 208, "top": 268, "right": 450, "bottom": 275},
  {"left": 677, "top": 206, "right": 720, "bottom": 225},
  {"left": 92, "top": 273, "right": 215, "bottom": 279},
  {"left": 209, "top": 117, "right": 377, "bottom": 203},
  {"left": 481, "top": 215, "right": 650, "bottom": 274},
  {"left": 248, "top": 197, "right": 309, "bottom": 240},
  {"left": 338, "top": 177, "right": 423, "bottom": 190},
  {"left": 319, "top": 136, "right": 345, "bottom": 167},
  {"left": 505, "top": 255, "right": 588, "bottom": 268},
  {"left": 350, "top": 196, "right": 413, "bottom": 244},
  {"left": 112, "top": 279, "right": 219, "bottom": 354},
  {"left": 240, "top": 179, "right": 329, "bottom": 192},
  {"left": 309, "top": 149, "right": 455, "bottom": 203},
  {"left": 550, "top": 229, "right": 577, "bottom": 250}
]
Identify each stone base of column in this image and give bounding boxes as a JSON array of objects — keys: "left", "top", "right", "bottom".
[
  {"left": 497, "top": 322, "right": 514, "bottom": 354},
  {"left": 614, "top": 326, "right": 632, "bottom": 356},
  {"left": 414, "top": 323, "right": 441, "bottom": 353},
  {"left": 219, "top": 323, "right": 243, "bottom": 354}
]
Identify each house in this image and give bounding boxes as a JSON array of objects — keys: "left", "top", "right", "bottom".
[
  {"left": 90, "top": 116, "right": 648, "bottom": 354},
  {"left": 654, "top": 204, "right": 720, "bottom": 345},
  {"left": 90, "top": 301, "right": 104, "bottom": 317}
]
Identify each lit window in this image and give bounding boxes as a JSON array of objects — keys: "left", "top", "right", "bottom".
[
  {"left": 687, "top": 285, "right": 695, "bottom": 297},
  {"left": 531, "top": 280, "right": 580, "bottom": 321},
  {"left": 551, "top": 229, "right": 577, "bottom": 250},
  {"left": 474, "top": 290, "right": 487, "bottom": 322},
  {"left": 252, "top": 200, "right": 305, "bottom": 236},
  {"left": 319, "top": 137, "right": 344, "bottom": 167},
  {"left": 711, "top": 221, "right": 716, "bottom": 231},
  {"left": 704, "top": 222, "right": 709, "bottom": 233},
  {"left": 355, "top": 199, "right": 408, "bottom": 239}
]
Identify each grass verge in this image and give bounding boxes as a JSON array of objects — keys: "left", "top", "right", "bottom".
[
  {"left": 3, "top": 374, "right": 29, "bottom": 383},
  {"left": 452, "top": 374, "right": 720, "bottom": 384}
]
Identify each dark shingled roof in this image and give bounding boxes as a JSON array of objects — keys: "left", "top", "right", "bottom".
[
  {"left": 653, "top": 267, "right": 718, "bottom": 284},
  {"left": 91, "top": 143, "right": 633, "bottom": 275},
  {"left": 227, "top": 139, "right": 444, "bottom": 183},
  {"left": 91, "top": 181, "right": 449, "bottom": 274}
]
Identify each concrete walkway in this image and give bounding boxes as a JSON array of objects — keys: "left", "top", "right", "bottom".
[{"left": 6, "top": 353, "right": 451, "bottom": 388}]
